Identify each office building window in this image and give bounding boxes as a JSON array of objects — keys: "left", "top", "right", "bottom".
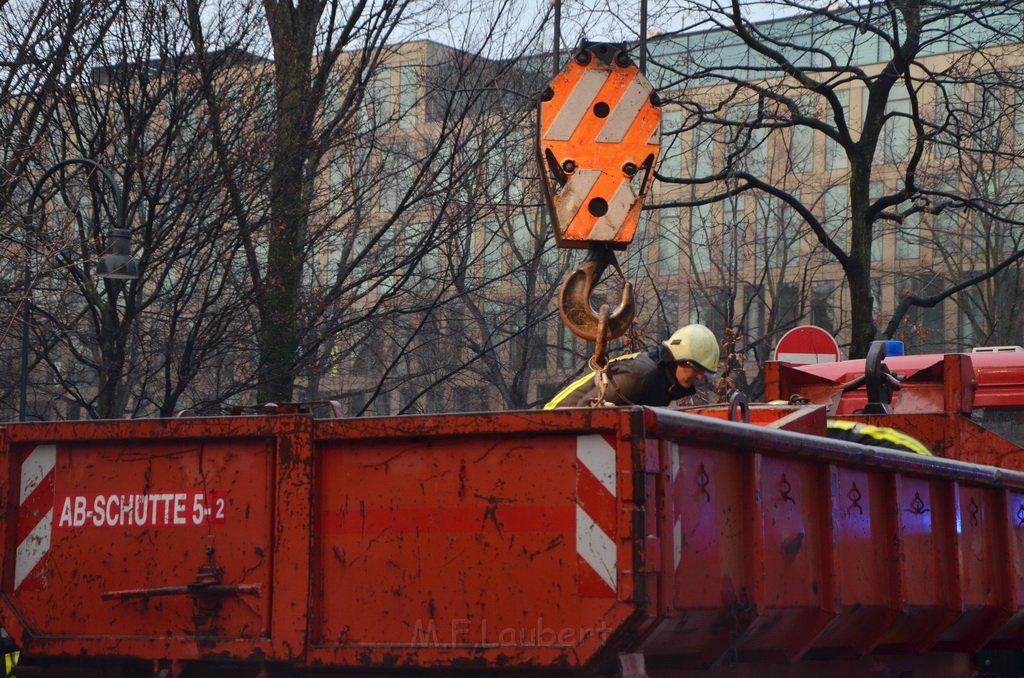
[
  {"left": 658, "top": 209, "right": 681, "bottom": 276},
  {"left": 557, "top": 322, "right": 577, "bottom": 369},
  {"left": 811, "top": 281, "right": 838, "bottom": 334},
  {"left": 789, "top": 96, "right": 815, "bottom": 173},
  {"left": 398, "top": 61, "right": 417, "bottom": 129},
  {"left": 660, "top": 109, "right": 683, "bottom": 181},
  {"left": 690, "top": 204, "right": 712, "bottom": 274},
  {"left": 694, "top": 126, "right": 714, "bottom": 177},
  {"left": 895, "top": 211, "right": 921, "bottom": 260},
  {"left": 878, "top": 90, "right": 911, "bottom": 164}
]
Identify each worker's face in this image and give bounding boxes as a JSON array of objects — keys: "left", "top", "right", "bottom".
[{"left": 674, "top": 361, "right": 708, "bottom": 388}]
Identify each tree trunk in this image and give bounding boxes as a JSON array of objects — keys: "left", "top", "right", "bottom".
[
  {"left": 95, "top": 287, "right": 125, "bottom": 419},
  {"left": 847, "top": 158, "right": 876, "bottom": 359},
  {"left": 257, "top": 1, "right": 319, "bottom": 403}
]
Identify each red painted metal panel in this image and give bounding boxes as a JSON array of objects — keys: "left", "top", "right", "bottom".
[
  {"left": 639, "top": 408, "right": 1024, "bottom": 671},
  {"left": 768, "top": 351, "right": 1024, "bottom": 414},
  {"left": 805, "top": 466, "right": 899, "bottom": 658},
  {"left": 871, "top": 475, "right": 960, "bottom": 654},
  {"left": 933, "top": 483, "right": 1012, "bottom": 652},
  {"left": 315, "top": 433, "right": 577, "bottom": 654},
  {"left": 0, "top": 417, "right": 312, "bottom": 665},
  {"left": 855, "top": 412, "right": 1024, "bottom": 471},
  {"left": 987, "top": 489, "right": 1024, "bottom": 648},
  {"left": 16, "top": 437, "right": 271, "bottom": 638},
  {"left": 733, "top": 455, "right": 834, "bottom": 661},
  {"left": 306, "top": 409, "right": 646, "bottom": 671},
  {"left": 641, "top": 440, "right": 756, "bottom": 668},
  {"left": 678, "top": 404, "right": 824, "bottom": 430}
]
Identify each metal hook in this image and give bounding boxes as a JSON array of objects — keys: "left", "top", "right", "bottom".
[
  {"left": 590, "top": 304, "right": 611, "bottom": 369},
  {"left": 728, "top": 391, "right": 750, "bottom": 423},
  {"left": 862, "top": 340, "right": 901, "bottom": 414},
  {"left": 558, "top": 246, "right": 635, "bottom": 343}
]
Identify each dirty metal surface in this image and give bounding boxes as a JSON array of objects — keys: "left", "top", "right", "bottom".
[{"left": 3, "top": 407, "right": 1024, "bottom": 675}]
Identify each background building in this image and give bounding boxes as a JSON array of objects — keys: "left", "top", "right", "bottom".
[{"left": 2, "top": 1, "right": 1023, "bottom": 419}]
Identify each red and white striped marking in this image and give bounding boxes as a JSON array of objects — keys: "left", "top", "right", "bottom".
[
  {"left": 576, "top": 434, "right": 617, "bottom": 597},
  {"left": 670, "top": 443, "right": 683, "bottom": 571},
  {"left": 15, "top": 444, "right": 56, "bottom": 591}
]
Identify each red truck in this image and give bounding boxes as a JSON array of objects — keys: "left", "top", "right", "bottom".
[{"left": 2, "top": 347, "right": 1024, "bottom": 677}]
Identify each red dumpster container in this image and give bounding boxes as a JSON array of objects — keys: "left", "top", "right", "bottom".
[{"left": 0, "top": 407, "right": 1022, "bottom": 677}]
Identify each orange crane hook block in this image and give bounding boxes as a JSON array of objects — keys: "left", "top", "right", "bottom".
[{"left": 538, "top": 42, "right": 661, "bottom": 249}]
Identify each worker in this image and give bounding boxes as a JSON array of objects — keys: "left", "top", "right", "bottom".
[{"left": 544, "top": 324, "right": 720, "bottom": 409}]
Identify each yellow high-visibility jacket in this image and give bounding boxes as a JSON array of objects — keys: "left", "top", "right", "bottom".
[{"left": 826, "top": 419, "right": 933, "bottom": 456}]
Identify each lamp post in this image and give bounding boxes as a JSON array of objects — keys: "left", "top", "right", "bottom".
[{"left": 18, "top": 158, "right": 140, "bottom": 421}]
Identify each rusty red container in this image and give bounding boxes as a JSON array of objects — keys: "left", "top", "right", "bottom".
[{"left": 1, "top": 407, "right": 1023, "bottom": 677}]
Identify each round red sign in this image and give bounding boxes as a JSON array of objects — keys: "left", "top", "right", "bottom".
[{"left": 773, "top": 325, "right": 841, "bottom": 364}]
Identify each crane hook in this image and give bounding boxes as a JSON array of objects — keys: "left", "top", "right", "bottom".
[{"left": 558, "top": 245, "right": 635, "bottom": 345}]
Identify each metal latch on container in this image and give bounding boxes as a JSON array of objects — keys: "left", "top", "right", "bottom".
[{"left": 101, "top": 546, "right": 260, "bottom": 601}]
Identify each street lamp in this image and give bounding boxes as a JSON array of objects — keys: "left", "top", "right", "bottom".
[
  {"left": 26, "top": 158, "right": 140, "bottom": 279},
  {"left": 18, "top": 157, "right": 141, "bottom": 421}
]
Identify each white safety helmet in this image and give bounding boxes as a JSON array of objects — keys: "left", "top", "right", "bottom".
[{"left": 663, "top": 324, "right": 720, "bottom": 375}]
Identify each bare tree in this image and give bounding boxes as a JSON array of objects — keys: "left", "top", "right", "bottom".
[
  {"left": 0, "top": 0, "right": 127, "bottom": 203},
  {"left": 2, "top": 0, "right": 569, "bottom": 419},
  {"left": 650, "top": 0, "right": 1024, "bottom": 358},
  {"left": 884, "top": 99, "right": 1024, "bottom": 347},
  {"left": 645, "top": 89, "right": 842, "bottom": 396},
  {"left": 3, "top": 0, "right": 268, "bottom": 419},
  {"left": 338, "top": 44, "right": 567, "bottom": 414},
  {"left": 175, "top": 0, "right": 558, "bottom": 407},
  {"left": 0, "top": 0, "right": 139, "bottom": 419}
]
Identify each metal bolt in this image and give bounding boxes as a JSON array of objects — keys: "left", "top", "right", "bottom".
[
  {"left": 615, "top": 52, "right": 632, "bottom": 68},
  {"left": 575, "top": 50, "right": 591, "bottom": 66},
  {"left": 623, "top": 163, "right": 638, "bottom": 177},
  {"left": 562, "top": 159, "right": 577, "bottom": 173}
]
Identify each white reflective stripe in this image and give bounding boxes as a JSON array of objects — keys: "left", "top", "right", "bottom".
[
  {"left": 21, "top": 444, "right": 55, "bottom": 503},
  {"left": 647, "top": 124, "right": 661, "bottom": 146},
  {"left": 577, "top": 434, "right": 616, "bottom": 496},
  {"left": 596, "top": 76, "right": 651, "bottom": 143},
  {"left": 591, "top": 179, "right": 636, "bottom": 240},
  {"left": 670, "top": 443, "right": 682, "bottom": 570},
  {"left": 576, "top": 504, "right": 616, "bottom": 591},
  {"left": 555, "top": 169, "right": 601, "bottom": 229},
  {"left": 546, "top": 69, "right": 610, "bottom": 141},
  {"left": 15, "top": 508, "right": 52, "bottom": 590},
  {"left": 776, "top": 352, "right": 837, "bottom": 364}
]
